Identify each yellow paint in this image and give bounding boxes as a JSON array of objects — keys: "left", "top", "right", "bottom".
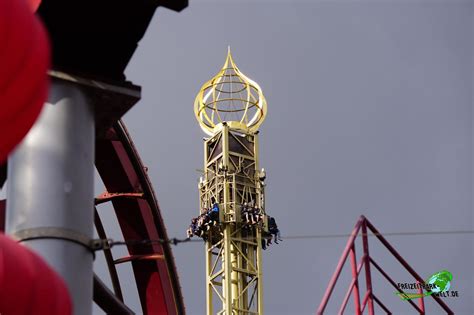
[{"left": 195, "top": 49, "right": 267, "bottom": 315}]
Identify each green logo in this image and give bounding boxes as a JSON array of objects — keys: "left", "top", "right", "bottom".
[{"left": 396, "top": 270, "right": 453, "bottom": 300}]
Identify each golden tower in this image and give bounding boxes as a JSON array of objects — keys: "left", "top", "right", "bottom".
[{"left": 194, "top": 48, "right": 268, "bottom": 315}]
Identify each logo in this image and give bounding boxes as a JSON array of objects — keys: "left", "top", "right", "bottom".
[{"left": 396, "top": 270, "right": 458, "bottom": 300}]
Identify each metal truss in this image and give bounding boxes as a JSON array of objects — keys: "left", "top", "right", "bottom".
[{"left": 199, "top": 124, "right": 266, "bottom": 315}]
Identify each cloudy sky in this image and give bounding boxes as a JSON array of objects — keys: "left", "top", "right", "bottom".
[{"left": 92, "top": 0, "right": 473, "bottom": 314}]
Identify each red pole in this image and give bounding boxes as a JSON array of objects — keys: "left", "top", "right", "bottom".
[
  {"left": 317, "top": 217, "right": 364, "bottom": 314},
  {"left": 361, "top": 220, "right": 375, "bottom": 315},
  {"left": 364, "top": 219, "right": 453, "bottom": 314},
  {"left": 417, "top": 281, "right": 425, "bottom": 314},
  {"left": 349, "top": 245, "right": 361, "bottom": 315}
]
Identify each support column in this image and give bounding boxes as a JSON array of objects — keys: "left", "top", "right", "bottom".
[
  {"left": 206, "top": 242, "right": 214, "bottom": 315},
  {"left": 6, "top": 78, "right": 95, "bottom": 315},
  {"left": 256, "top": 229, "right": 264, "bottom": 314},
  {"left": 223, "top": 227, "right": 234, "bottom": 315}
]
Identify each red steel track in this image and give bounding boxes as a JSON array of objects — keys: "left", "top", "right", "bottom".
[{"left": 0, "top": 119, "right": 185, "bottom": 315}]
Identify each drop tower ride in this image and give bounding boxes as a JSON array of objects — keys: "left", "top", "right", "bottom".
[{"left": 193, "top": 48, "right": 270, "bottom": 315}]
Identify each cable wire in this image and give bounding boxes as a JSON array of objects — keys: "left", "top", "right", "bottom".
[{"left": 101, "top": 229, "right": 474, "bottom": 249}]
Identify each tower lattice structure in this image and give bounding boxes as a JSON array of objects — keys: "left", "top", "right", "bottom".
[{"left": 193, "top": 48, "right": 269, "bottom": 315}]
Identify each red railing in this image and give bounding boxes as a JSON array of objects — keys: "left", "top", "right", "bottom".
[{"left": 317, "top": 216, "right": 454, "bottom": 315}]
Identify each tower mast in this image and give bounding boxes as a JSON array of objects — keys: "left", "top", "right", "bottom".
[{"left": 193, "top": 48, "right": 269, "bottom": 315}]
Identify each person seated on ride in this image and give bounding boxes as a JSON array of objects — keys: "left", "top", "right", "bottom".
[
  {"left": 193, "top": 218, "right": 200, "bottom": 235},
  {"left": 258, "top": 212, "right": 264, "bottom": 224},
  {"left": 246, "top": 202, "right": 257, "bottom": 224},
  {"left": 262, "top": 230, "right": 273, "bottom": 247},
  {"left": 203, "top": 212, "right": 213, "bottom": 231},
  {"left": 241, "top": 202, "right": 250, "bottom": 224},
  {"left": 268, "top": 216, "right": 281, "bottom": 244},
  {"left": 186, "top": 218, "right": 198, "bottom": 238},
  {"left": 211, "top": 201, "right": 219, "bottom": 212},
  {"left": 208, "top": 203, "right": 219, "bottom": 226},
  {"left": 251, "top": 206, "right": 261, "bottom": 225},
  {"left": 197, "top": 214, "right": 208, "bottom": 236}
]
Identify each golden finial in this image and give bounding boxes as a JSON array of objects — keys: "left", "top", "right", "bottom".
[{"left": 194, "top": 47, "right": 267, "bottom": 136}]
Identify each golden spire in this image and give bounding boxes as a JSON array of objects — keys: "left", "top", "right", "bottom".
[{"left": 194, "top": 47, "right": 267, "bottom": 136}]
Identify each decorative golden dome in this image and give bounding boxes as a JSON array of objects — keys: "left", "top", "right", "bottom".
[{"left": 194, "top": 47, "right": 267, "bottom": 136}]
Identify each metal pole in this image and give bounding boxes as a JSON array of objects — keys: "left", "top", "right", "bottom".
[
  {"left": 223, "top": 227, "right": 234, "bottom": 315},
  {"left": 6, "top": 78, "right": 95, "bottom": 315},
  {"left": 361, "top": 221, "right": 375, "bottom": 315},
  {"left": 365, "top": 219, "right": 453, "bottom": 314},
  {"left": 256, "top": 229, "right": 264, "bottom": 315},
  {"left": 206, "top": 242, "right": 213, "bottom": 315},
  {"left": 317, "top": 217, "right": 364, "bottom": 314},
  {"left": 417, "top": 281, "right": 425, "bottom": 314},
  {"left": 349, "top": 245, "right": 362, "bottom": 315}
]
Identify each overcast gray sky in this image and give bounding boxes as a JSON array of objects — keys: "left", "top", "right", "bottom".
[{"left": 92, "top": 1, "right": 473, "bottom": 314}]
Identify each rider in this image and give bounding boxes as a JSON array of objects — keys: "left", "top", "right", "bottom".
[
  {"left": 209, "top": 199, "right": 219, "bottom": 225},
  {"left": 268, "top": 216, "right": 281, "bottom": 244}
]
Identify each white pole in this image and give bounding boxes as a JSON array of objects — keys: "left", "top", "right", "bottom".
[{"left": 6, "top": 78, "right": 95, "bottom": 315}]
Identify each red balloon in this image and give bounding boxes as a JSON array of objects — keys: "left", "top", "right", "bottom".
[
  {"left": 0, "top": 234, "right": 72, "bottom": 315},
  {"left": 28, "top": 0, "right": 42, "bottom": 12},
  {"left": 0, "top": 0, "right": 50, "bottom": 162}
]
